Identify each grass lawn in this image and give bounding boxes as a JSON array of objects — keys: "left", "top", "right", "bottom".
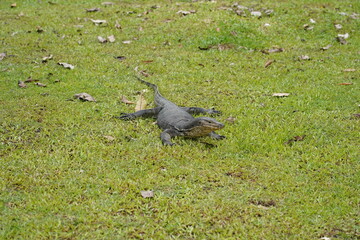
[{"left": 1, "top": 0, "right": 359, "bottom": 239}]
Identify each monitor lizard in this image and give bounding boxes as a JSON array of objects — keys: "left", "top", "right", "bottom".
[{"left": 117, "top": 76, "right": 225, "bottom": 146}]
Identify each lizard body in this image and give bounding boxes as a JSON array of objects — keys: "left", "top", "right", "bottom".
[{"left": 118, "top": 76, "right": 225, "bottom": 145}]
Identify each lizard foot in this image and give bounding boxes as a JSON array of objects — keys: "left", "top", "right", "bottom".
[
  {"left": 209, "top": 132, "right": 226, "bottom": 140},
  {"left": 208, "top": 108, "right": 222, "bottom": 116},
  {"left": 115, "top": 113, "right": 136, "bottom": 120}
]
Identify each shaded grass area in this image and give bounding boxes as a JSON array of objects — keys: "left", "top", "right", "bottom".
[{"left": 1, "top": 0, "right": 359, "bottom": 239}]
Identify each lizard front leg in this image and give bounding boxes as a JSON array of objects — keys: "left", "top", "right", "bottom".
[
  {"left": 115, "top": 107, "right": 162, "bottom": 120},
  {"left": 160, "top": 129, "right": 181, "bottom": 146}
]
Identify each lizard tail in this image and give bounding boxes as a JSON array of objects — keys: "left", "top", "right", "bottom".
[
  {"left": 134, "top": 75, "right": 164, "bottom": 107},
  {"left": 134, "top": 76, "right": 157, "bottom": 90}
]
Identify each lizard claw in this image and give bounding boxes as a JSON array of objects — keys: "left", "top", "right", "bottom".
[
  {"left": 209, "top": 108, "right": 222, "bottom": 115},
  {"left": 209, "top": 132, "right": 226, "bottom": 140}
]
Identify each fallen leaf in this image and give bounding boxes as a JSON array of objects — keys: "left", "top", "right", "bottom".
[
  {"left": 285, "top": 135, "right": 306, "bottom": 145},
  {"left": 338, "top": 83, "right": 353, "bottom": 85},
  {"left": 320, "top": 44, "right": 332, "bottom": 51},
  {"left": 115, "top": 21, "right": 121, "bottom": 29},
  {"left": 142, "top": 60, "right": 154, "bottom": 63},
  {"left": 24, "top": 77, "right": 39, "bottom": 83},
  {"left": 107, "top": 35, "right": 116, "bottom": 43},
  {"left": 198, "top": 46, "right": 210, "bottom": 51},
  {"left": 18, "top": 81, "right": 27, "bottom": 88},
  {"left": 250, "top": 11, "right": 262, "bottom": 17},
  {"left": 97, "top": 36, "right": 107, "bottom": 43},
  {"left": 177, "top": 10, "right": 196, "bottom": 16},
  {"left": 91, "top": 19, "right": 107, "bottom": 25},
  {"left": 0, "top": 52, "right": 6, "bottom": 61},
  {"left": 10, "top": 3, "right": 17, "bottom": 8},
  {"left": 336, "top": 33, "right": 349, "bottom": 45},
  {"left": 336, "top": 36, "right": 347, "bottom": 45},
  {"left": 42, "top": 54, "right": 53, "bottom": 63},
  {"left": 225, "top": 116, "right": 236, "bottom": 123},
  {"left": 74, "top": 93, "right": 96, "bottom": 102},
  {"left": 334, "top": 24, "right": 342, "bottom": 30},
  {"left": 114, "top": 56, "right": 126, "bottom": 61},
  {"left": 102, "top": 2, "right": 114, "bottom": 6},
  {"left": 264, "top": 9, "right": 274, "bottom": 16},
  {"left": 320, "top": 237, "right": 331, "bottom": 240},
  {"left": 303, "top": 24, "right": 314, "bottom": 30},
  {"left": 264, "top": 59, "right": 274, "bottom": 68},
  {"left": 272, "top": 93, "right": 290, "bottom": 97},
  {"left": 86, "top": 8, "right": 100, "bottom": 12},
  {"left": 121, "top": 95, "right": 134, "bottom": 104},
  {"left": 139, "top": 70, "right": 150, "bottom": 77},
  {"left": 103, "top": 135, "right": 115, "bottom": 141},
  {"left": 261, "top": 47, "right": 284, "bottom": 54},
  {"left": 299, "top": 55, "right": 311, "bottom": 60},
  {"left": 338, "top": 33, "right": 349, "bottom": 39},
  {"left": 140, "top": 190, "right": 154, "bottom": 198},
  {"left": 36, "top": 26, "right": 44, "bottom": 33},
  {"left": 250, "top": 199, "right": 276, "bottom": 207},
  {"left": 58, "top": 62, "right": 75, "bottom": 70},
  {"left": 135, "top": 91, "right": 147, "bottom": 111},
  {"left": 35, "top": 82, "right": 47, "bottom": 87},
  {"left": 343, "top": 68, "right": 356, "bottom": 72}
]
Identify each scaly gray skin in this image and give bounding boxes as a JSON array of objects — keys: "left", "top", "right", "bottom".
[{"left": 117, "top": 76, "right": 225, "bottom": 146}]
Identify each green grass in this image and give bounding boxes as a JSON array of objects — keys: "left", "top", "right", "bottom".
[{"left": 1, "top": 0, "right": 359, "bottom": 239}]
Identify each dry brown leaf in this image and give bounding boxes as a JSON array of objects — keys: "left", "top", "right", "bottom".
[
  {"left": 285, "top": 135, "right": 306, "bottom": 145},
  {"left": 225, "top": 116, "right": 236, "bottom": 123},
  {"left": 334, "top": 24, "right": 342, "bottom": 30},
  {"left": 97, "top": 36, "right": 107, "bottom": 43},
  {"left": 250, "top": 11, "right": 262, "bottom": 17},
  {"left": 121, "top": 95, "right": 134, "bottom": 104},
  {"left": 107, "top": 35, "right": 116, "bottom": 43},
  {"left": 262, "top": 47, "right": 284, "bottom": 54},
  {"left": 114, "top": 56, "right": 126, "bottom": 61},
  {"left": 272, "top": 93, "right": 290, "bottom": 97},
  {"left": 58, "top": 62, "right": 74, "bottom": 70},
  {"left": 18, "top": 81, "right": 27, "bottom": 88},
  {"left": 141, "top": 190, "right": 154, "bottom": 198},
  {"left": 74, "top": 93, "right": 96, "bottom": 102},
  {"left": 102, "top": 2, "right": 114, "bottom": 6},
  {"left": 42, "top": 54, "right": 53, "bottom": 63},
  {"left": 343, "top": 68, "right": 356, "bottom": 72},
  {"left": 0, "top": 52, "right": 6, "bottom": 61},
  {"left": 303, "top": 24, "right": 314, "bottom": 30},
  {"left": 177, "top": 10, "right": 196, "bottom": 16},
  {"left": 264, "top": 60, "right": 274, "bottom": 68},
  {"left": 320, "top": 44, "right": 332, "bottom": 51},
  {"left": 24, "top": 77, "right": 39, "bottom": 83},
  {"left": 91, "top": 19, "right": 107, "bottom": 25},
  {"left": 299, "top": 55, "right": 311, "bottom": 60},
  {"left": 338, "top": 83, "right": 353, "bottom": 85},
  {"left": 115, "top": 21, "right": 121, "bottom": 29},
  {"left": 35, "top": 82, "right": 47, "bottom": 87},
  {"left": 135, "top": 92, "right": 147, "bottom": 111},
  {"left": 86, "top": 8, "right": 100, "bottom": 12},
  {"left": 103, "top": 135, "right": 115, "bottom": 141},
  {"left": 139, "top": 70, "right": 150, "bottom": 77}
]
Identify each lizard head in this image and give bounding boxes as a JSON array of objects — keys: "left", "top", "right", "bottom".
[{"left": 182, "top": 117, "right": 224, "bottom": 137}]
